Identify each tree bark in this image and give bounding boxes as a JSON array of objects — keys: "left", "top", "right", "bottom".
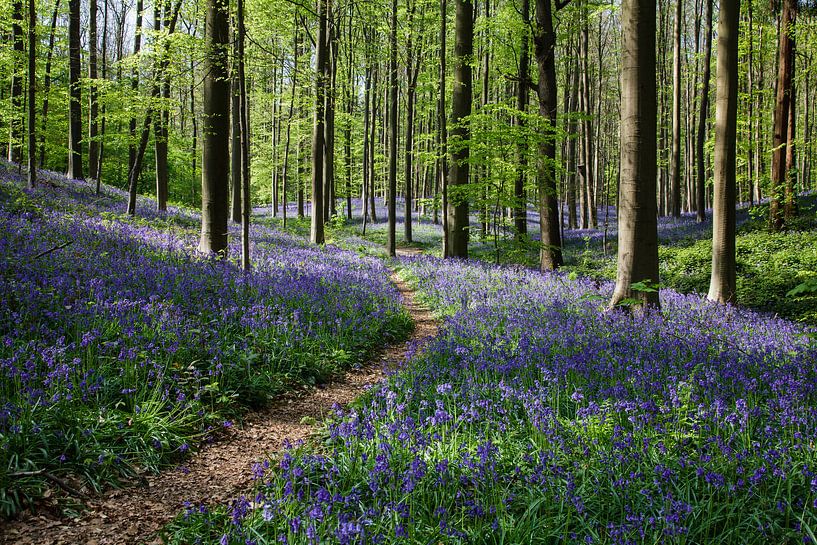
[
  {"left": 67, "top": 0, "right": 84, "bottom": 179},
  {"left": 26, "top": 0, "right": 35, "bottom": 187},
  {"left": 88, "top": 0, "right": 100, "bottom": 181},
  {"left": 770, "top": 0, "right": 796, "bottom": 229},
  {"left": 311, "top": 0, "right": 329, "bottom": 245},
  {"left": 8, "top": 0, "right": 24, "bottom": 163},
  {"left": 438, "top": 0, "right": 448, "bottom": 249},
  {"left": 404, "top": 0, "right": 420, "bottom": 244},
  {"left": 670, "top": 0, "right": 682, "bottom": 217},
  {"left": 199, "top": 0, "right": 231, "bottom": 255},
  {"left": 446, "top": 0, "right": 472, "bottom": 258},
  {"left": 38, "top": 0, "right": 60, "bottom": 168},
  {"left": 514, "top": 0, "right": 530, "bottom": 239},
  {"left": 129, "top": 0, "right": 144, "bottom": 175},
  {"left": 695, "top": 0, "right": 712, "bottom": 222},
  {"left": 387, "top": 0, "right": 398, "bottom": 256},
  {"left": 707, "top": 0, "right": 739, "bottom": 304},
  {"left": 231, "top": 24, "right": 242, "bottom": 222},
  {"left": 609, "top": 0, "right": 659, "bottom": 309},
  {"left": 237, "top": 0, "right": 251, "bottom": 270},
  {"left": 532, "top": 0, "right": 563, "bottom": 270}
]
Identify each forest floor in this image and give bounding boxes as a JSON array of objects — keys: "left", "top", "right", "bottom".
[{"left": 0, "top": 271, "right": 438, "bottom": 545}]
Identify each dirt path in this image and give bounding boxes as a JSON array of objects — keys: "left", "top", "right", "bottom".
[{"left": 1, "top": 272, "right": 437, "bottom": 545}]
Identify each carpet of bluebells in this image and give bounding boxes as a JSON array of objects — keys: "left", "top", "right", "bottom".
[
  {"left": 168, "top": 256, "right": 817, "bottom": 544},
  {"left": 0, "top": 165, "right": 410, "bottom": 516}
]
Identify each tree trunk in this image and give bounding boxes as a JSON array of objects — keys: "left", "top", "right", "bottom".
[
  {"left": 387, "top": 0, "right": 398, "bottom": 256},
  {"left": 566, "top": 55, "right": 578, "bottom": 229},
  {"left": 325, "top": 16, "right": 338, "bottom": 221},
  {"left": 404, "top": 1, "right": 419, "bottom": 244},
  {"left": 438, "top": 0, "right": 448, "bottom": 248},
  {"left": 707, "top": 0, "right": 739, "bottom": 304},
  {"left": 26, "top": 0, "right": 35, "bottom": 187},
  {"left": 129, "top": 0, "right": 144, "bottom": 175},
  {"left": 446, "top": 0, "right": 472, "bottom": 258},
  {"left": 770, "top": 0, "right": 797, "bottom": 229},
  {"left": 311, "top": 0, "right": 329, "bottom": 245},
  {"left": 369, "top": 65, "right": 378, "bottom": 222},
  {"left": 345, "top": 9, "right": 354, "bottom": 220},
  {"left": 695, "top": 0, "right": 712, "bottom": 222},
  {"left": 514, "top": 0, "right": 530, "bottom": 239},
  {"left": 237, "top": 0, "right": 251, "bottom": 270},
  {"left": 8, "top": 0, "right": 24, "bottom": 163},
  {"left": 532, "top": 0, "right": 563, "bottom": 270},
  {"left": 609, "top": 0, "right": 659, "bottom": 309},
  {"left": 362, "top": 63, "right": 372, "bottom": 224},
  {"left": 579, "top": 4, "right": 596, "bottom": 229},
  {"left": 231, "top": 26, "right": 242, "bottom": 222},
  {"left": 67, "top": 0, "right": 84, "bottom": 179},
  {"left": 670, "top": 0, "right": 682, "bottom": 217},
  {"left": 88, "top": 0, "right": 100, "bottom": 181},
  {"left": 199, "top": 0, "right": 231, "bottom": 255},
  {"left": 38, "top": 0, "right": 60, "bottom": 168},
  {"left": 96, "top": 0, "right": 109, "bottom": 190},
  {"left": 127, "top": 0, "right": 182, "bottom": 215},
  {"left": 154, "top": 1, "right": 169, "bottom": 211},
  {"left": 281, "top": 18, "right": 299, "bottom": 228}
]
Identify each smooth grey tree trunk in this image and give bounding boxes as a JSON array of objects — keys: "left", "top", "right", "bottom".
[
  {"left": 609, "top": 0, "right": 659, "bottom": 309},
  {"left": 707, "top": 0, "right": 739, "bottom": 303}
]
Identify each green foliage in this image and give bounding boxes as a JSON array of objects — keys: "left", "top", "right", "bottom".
[{"left": 660, "top": 229, "right": 817, "bottom": 324}]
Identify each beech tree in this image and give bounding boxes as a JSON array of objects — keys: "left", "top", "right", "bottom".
[
  {"left": 609, "top": 0, "right": 659, "bottom": 309},
  {"left": 199, "top": 0, "right": 231, "bottom": 254},
  {"left": 311, "top": 0, "right": 329, "bottom": 245},
  {"left": 769, "top": 0, "right": 798, "bottom": 229},
  {"left": 446, "top": 0, "right": 473, "bottom": 259},
  {"left": 532, "top": 0, "right": 566, "bottom": 271},
  {"left": 67, "top": 0, "right": 83, "bottom": 180},
  {"left": 26, "top": 0, "right": 35, "bottom": 187},
  {"left": 707, "top": 0, "right": 739, "bottom": 304}
]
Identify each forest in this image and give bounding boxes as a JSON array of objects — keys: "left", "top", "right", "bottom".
[{"left": 1, "top": 0, "right": 817, "bottom": 542}]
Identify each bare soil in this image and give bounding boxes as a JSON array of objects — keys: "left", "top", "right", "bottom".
[{"left": 1, "top": 271, "right": 437, "bottom": 545}]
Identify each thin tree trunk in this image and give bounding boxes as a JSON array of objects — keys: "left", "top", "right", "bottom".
[
  {"left": 404, "top": 1, "right": 420, "bottom": 243},
  {"left": 237, "top": 0, "right": 251, "bottom": 270},
  {"left": 311, "top": 0, "right": 329, "bottom": 244},
  {"left": 129, "top": 0, "right": 144, "bottom": 175},
  {"left": 325, "top": 14, "right": 338, "bottom": 221},
  {"left": 770, "top": 0, "right": 796, "bottom": 229},
  {"left": 387, "top": 0, "right": 398, "bottom": 256},
  {"left": 88, "top": 0, "right": 100, "bottom": 180},
  {"left": 96, "top": 0, "right": 109, "bottom": 190},
  {"left": 38, "top": 0, "right": 60, "bottom": 168},
  {"left": 8, "top": 0, "right": 24, "bottom": 163},
  {"left": 438, "top": 0, "right": 448, "bottom": 248},
  {"left": 695, "top": 0, "right": 712, "bottom": 222},
  {"left": 670, "top": 0, "right": 682, "bottom": 217},
  {"left": 514, "top": 0, "right": 530, "bottom": 238},
  {"left": 67, "top": 0, "right": 84, "bottom": 179},
  {"left": 231, "top": 25, "right": 242, "bottom": 222},
  {"left": 282, "top": 19, "right": 299, "bottom": 229},
  {"left": 26, "top": 0, "right": 35, "bottom": 187},
  {"left": 579, "top": 4, "right": 596, "bottom": 229}
]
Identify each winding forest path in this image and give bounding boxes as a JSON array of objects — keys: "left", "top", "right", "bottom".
[{"left": 1, "top": 271, "right": 437, "bottom": 545}]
